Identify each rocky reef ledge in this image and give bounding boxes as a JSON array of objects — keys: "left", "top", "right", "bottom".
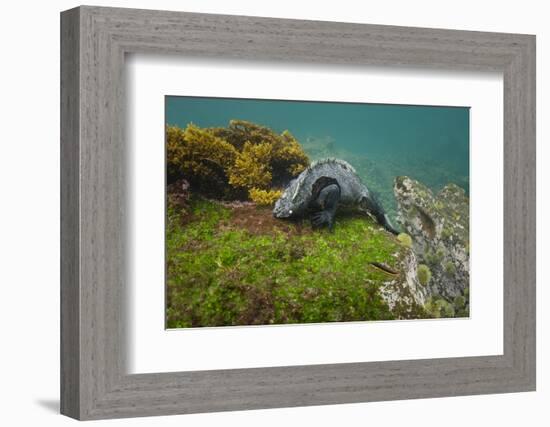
[
  {"left": 166, "top": 175, "right": 470, "bottom": 326},
  {"left": 166, "top": 195, "right": 429, "bottom": 327},
  {"left": 394, "top": 176, "right": 470, "bottom": 317}
]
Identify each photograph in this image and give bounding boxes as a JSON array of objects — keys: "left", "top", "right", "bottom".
[{"left": 165, "top": 96, "right": 471, "bottom": 328}]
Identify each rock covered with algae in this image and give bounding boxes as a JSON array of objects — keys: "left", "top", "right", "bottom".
[
  {"left": 393, "top": 176, "right": 469, "bottom": 302},
  {"left": 166, "top": 197, "right": 430, "bottom": 327},
  {"left": 375, "top": 247, "right": 430, "bottom": 318}
]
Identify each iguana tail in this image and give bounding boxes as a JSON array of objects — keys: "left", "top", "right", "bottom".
[
  {"left": 381, "top": 213, "right": 400, "bottom": 235},
  {"left": 360, "top": 194, "right": 400, "bottom": 235}
]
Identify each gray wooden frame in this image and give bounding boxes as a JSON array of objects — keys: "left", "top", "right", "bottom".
[{"left": 60, "top": 5, "right": 536, "bottom": 421}]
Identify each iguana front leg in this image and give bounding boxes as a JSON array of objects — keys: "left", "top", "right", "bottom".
[{"left": 311, "top": 184, "right": 340, "bottom": 231}]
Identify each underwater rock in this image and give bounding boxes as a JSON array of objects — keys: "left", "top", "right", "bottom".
[
  {"left": 166, "top": 196, "right": 431, "bottom": 326},
  {"left": 376, "top": 249, "right": 430, "bottom": 318},
  {"left": 393, "top": 176, "right": 469, "bottom": 300}
]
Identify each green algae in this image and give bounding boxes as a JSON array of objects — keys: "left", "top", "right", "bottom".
[
  {"left": 397, "top": 232, "right": 413, "bottom": 248},
  {"left": 166, "top": 197, "right": 404, "bottom": 328},
  {"left": 417, "top": 264, "right": 432, "bottom": 286}
]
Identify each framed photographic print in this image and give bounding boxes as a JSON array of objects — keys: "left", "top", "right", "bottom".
[
  {"left": 163, "top": 96, "right": 470, "bottom": 329},
  {"left": 61, "top": 5, "right": 536, "bottom": 420}
]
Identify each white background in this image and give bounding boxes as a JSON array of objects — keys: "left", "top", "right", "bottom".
[
  {"left": 128, "top": 57, "right": 503, "bottom": 373},
  {"left": 0, "top": 1, "right": 546, "bottom": 426}
]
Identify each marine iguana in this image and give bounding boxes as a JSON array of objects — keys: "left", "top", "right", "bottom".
[{"left": 273, "top": 158, "right": 399, "bottom": 234}]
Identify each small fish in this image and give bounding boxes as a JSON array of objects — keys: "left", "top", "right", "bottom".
[{"left": 370, "top": 262, "right": 399, "bottom": 276}]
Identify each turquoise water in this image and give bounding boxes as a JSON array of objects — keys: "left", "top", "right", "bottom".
[{"left": 166, "top": 96, "right": 469, "bottom": 222}]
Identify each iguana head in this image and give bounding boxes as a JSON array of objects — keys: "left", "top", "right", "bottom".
[{"left": 272, "top": 177, "right": 308, "bottom": 219}]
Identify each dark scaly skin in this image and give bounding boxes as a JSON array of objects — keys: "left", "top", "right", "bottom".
[
  {"left": 272, "top": 159, "right": 399, "bottom": 234},
  {"left": 309, "top": 183, "right": 399, "bottom": 234},
  {"left": 359, "top": 194, "right": 400, "bottom": 235},
  {"left": 310, "top": 184, "right": 340, "bottom": 231}
]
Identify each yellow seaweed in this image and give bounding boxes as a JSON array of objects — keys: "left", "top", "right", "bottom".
[
  {"left": 167, "top": 120, "right": 309, "bottom": 203},
  {"left": 228, "top": 142, "right": 273, "bottom": 190},
  {"left": 248, "top": 188, "right": 283, "bottom": 206},
  {"left": 167, "top": 124, "right": 237, "bottom": 188}
]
